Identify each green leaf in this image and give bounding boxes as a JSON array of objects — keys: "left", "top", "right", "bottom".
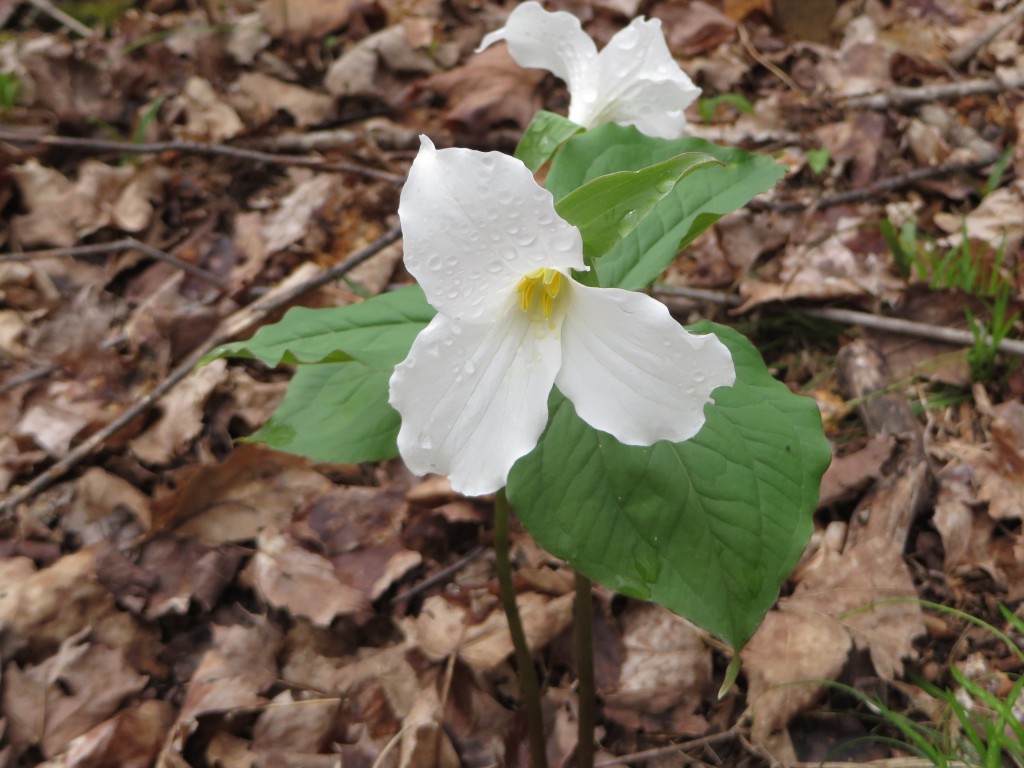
[
  {"left": 806, "top": 148, "right": 831, "bottom": 175},
  {"left": 515, "top": 111, "right": 584, "bottom": 172},
  {"left": 697, "top": 93, "right": 754, "bottom": 124},
  {"left": 555, "top": 152, "right": 721, "bottom": 267},
  {"left": 546, "top": 124, "right": 786, "bottom": 290},
  {"left": 507, "top": 322, "right": 830, "bottom": 650},
  {"left": 201, "top": 286, "right": 434, "bottom": 369},
  {"left": 245, "top": 362, "right": 401, "bottom": 463}
]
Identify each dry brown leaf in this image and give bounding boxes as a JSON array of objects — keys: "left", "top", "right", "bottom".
[
  {"left": 259, "top": 0, "right": 352, "bottom": 41},
  {"left": 427, "top": 46, "right": 545, "bottom": 133},
  {"left": 399, "top": 685, "right": 460, "bottom": 768},
  {"left": 818, "top": 435, "right": 895, "bottom": 508},
  {"left": 62, "top": 700, "right": 174, "bottom": 768},
  {"left": 325, "top": 24, "right": 438, "bottom": 97},
  {"left": 170, "top": 77, "right": 244, "bottom": 142},
  {"left": 161, "top": 616, "right": 282, "bottom": 763},
  {"left": 235, "top": 72, "right": 336, "bottom": 129},
  {"left": 794, "top": 538, "right": 925, "bottom": 680},
  {"left": 251, "top": 690, "right": 339, "bottom": 754},
  {"left": 13, "top": 402, "right": 91, "bottom": 458},
  {"left": 408, "top": 592, "right": 574, "bottom": 672},
  {"left": 10, "top": 160, "right": 165, "bottom": 249},
  {"left": 2, "top": 630, "right": 148, "bottom": 759},
  {"left": 262, "top": 173, "right": 335, "bottom": 254},
  {"left": 152, "top": 443, "right": 333, "bottom": 541},
  {"left": 0, "top": 549, "right": 161, "bottom": 670},
  {"left": 603, "top": 603, "right": 710, "bottom": 715},
  {"left": 935, "top": 181, "right": 1024, "bottom": 256},
  {"left": 64, "top": 467, "right": 152, "bottom": 546},
  {"left": 654, "top": 1, "right": 736, "bottom": 57},
  {"left": 129, "top": 359, "right": 229, "bottom": 466},
  {"left": 933, "top": 462, "right": 999, "bottom": 576},
  {"left": 136, "top": 536, "right": 246, "bottom": 618},
  {"left": 742, "top": 611, "right": 853, "bottom": 763},
  {"left": 244, "top": 527, "right": 368, "bottom": 625}
]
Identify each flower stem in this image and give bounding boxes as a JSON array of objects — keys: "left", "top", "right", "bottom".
[
  {"left": 494, "top": 489, "right": 548, "bottom": 768},
  {"left": 574, "top": 572, "right": 596, "bottom": 768}
]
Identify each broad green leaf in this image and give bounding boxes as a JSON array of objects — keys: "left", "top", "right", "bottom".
[
  {"left": 507, "top": 322, "right": 830, "bottom": 650},
  {"left": 515, "top": 110, "right": 584, "bottom": 172},
  {"left": 245, "top": 362, "right": 400, "bottom": 463},
  {"left": 201, "top": 286, "right": 433, "bottom": 369},
  {"left": 555, "top": 152, "right": 721, "bottom": 267},
  {"left": 546, "top": 124, "right": 786, "bottom": 290}
]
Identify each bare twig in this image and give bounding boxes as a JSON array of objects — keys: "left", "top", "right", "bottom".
[
  {"left": 247, "top": 124, "right": 421, "bottom": 153},
  {"left": 25, "top": 0, "right": 93, "bottom": 36},
  {"left": 842, "top": 72, "right": 1024, "bottom": 110},
  {"left": 654, "top": 284, "right": 1024, "bottom": 357},
  {"left": 737, "top": 23, "right": 802, "bottom": 92},
  {"left": 0, "top": 238, "right": 227, "bottom": 287},
  {"left": 0, "top": 129, "right": 407, "bottom": 185},
  {"left": 949, "top": 0, "right": 1024, "bottom": 68},
  {"left": 761, "top": 150, "right": 1004, "bottom": 212},
  {"left": 594, "top": 730, "right": 738, "bottom": 767},
  {"left": 0, "top": 226, "right": 402, "bottom": 516},
  {"left": 389, "top": 545, "right": 487, "bottom": 606}
]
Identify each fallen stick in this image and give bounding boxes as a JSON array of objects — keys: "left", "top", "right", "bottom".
[
  {"left": 758, "top": 150, "right": 1005, "bottom": 212},
  {"left": 654, "top": 284, "right": 1024, "bottom": 357},
  {"left": 0, "top": 129, "right": 406, "bottom": 185},
  {"left": 949, "top": 1, "right": 1024, "bottom": 68},
  {"left": 841, "top": 73, "right": 1024, "bottom": 110},
  {"left": 0, "top": 226, "right": 402, "bottom": 517},
  {"left": 0, "top": 237, "right": 227, "bottom": 288}
]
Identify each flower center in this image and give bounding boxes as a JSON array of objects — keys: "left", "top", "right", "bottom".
[{"left": 516, "top": 268, "right": 563, "bottom": 319}]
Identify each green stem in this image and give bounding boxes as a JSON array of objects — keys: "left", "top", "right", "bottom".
[
  {"left": 494, "top": 489, "right": 548, "bottom": 768},
  {"left": 574, "top": 572, "right": 595, "bottom": 768}
]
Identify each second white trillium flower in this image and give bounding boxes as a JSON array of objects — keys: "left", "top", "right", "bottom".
[
  {"left": 478, "top": 1, "right": 701, "bottom": 140},
  {"left": 388, "top": 137, "right": 735, "bottom": 496}
]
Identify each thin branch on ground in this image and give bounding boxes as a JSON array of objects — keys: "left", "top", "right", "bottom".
[
  {"left": 760, "top": 150, "right": 1005, "bottom": 212},
  {"left": 389, "top": 545, "right": 487, "bottom": 606},
  {"left": 25, "top": 0, "right": 93, "bottom": 36},
  {"left": 949, "top": 0, "right": 1024, "bottom": 68},
  {"left": 0, "top": 238, "right": 227, "bottom": 287},
  {"left": 0, "top": 226, "right": 402, "bottom": 517},
  {"left": 841, "top": 72, "right": 1024, "bottom": 110},
  {"left": 246, "top": 124, "right": 421, "bottom": 153},
  {"left": 654, "top": 284, "right": 1024, "bottom": 357},
  {"left": 0, "top": 129, "right": 407, "bottom": 185},
  {"left": 594, "top": 729, "right": 739, "bottom": 767},
  {"left": 736, "top": 23, "right": 802, "bottom": 92}
]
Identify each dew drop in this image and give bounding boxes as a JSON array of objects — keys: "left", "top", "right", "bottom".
[
  {"left": 614, "top": 26, "right": 639, "bottom": 50},
  {"left": 419, "top": 433, "right": 433, "bottom": 450},
  {"left": 464, "top": 360, "right": 477, "bottom": 375},
  {"left": 467, "top": 270, "right": 482, "bottom": 280},
  {"left": 446, "top": 289, "right": 459, "bottom": 299},
  {"left": 455, "top": 374, "right": 464, "bottom": 384},
  {"left": 427, "top": 255, "right": 443, "bottom": 271},
  {"left": 486, "top": 261, "right": 503, "bottom": 274}
]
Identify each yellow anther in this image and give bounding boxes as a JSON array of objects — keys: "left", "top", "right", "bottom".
[{"left": 516, "top": 268, "right": 563, "bottom": 319}]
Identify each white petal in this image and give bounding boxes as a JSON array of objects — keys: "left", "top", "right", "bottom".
[
  {"left": 398, "top": 136, "right": 585, "bottom": 323},
  {"left": 556, "top": 284, "right": 734, "bottom": 445},
  {"left": 477, "top": 1, "right": 596, "bottom": 95},
  {"left": 388, "top": 305, "right": 562, "bottom": 496},
  {"left": 569, "top": 17, "right": 701, "bottom": 138}
]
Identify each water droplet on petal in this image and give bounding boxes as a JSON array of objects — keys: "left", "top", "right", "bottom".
[
  {"left": 464, "top": 361, "right": 476, "bottom": 375},
  {"left": 428, "top": 255, "right": 443, "bottom": 271},
  {"left": 419, "top": 433, "right": 433, "bottom": 450},
  {"left": 455, "top": 374, "right": 464, "bottom": 384},
  {"left": 486, "top": 262, "right": 502, "bottom": 274}
]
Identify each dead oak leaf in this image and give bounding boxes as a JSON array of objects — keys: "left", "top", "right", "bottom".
[
  {"left": 2, "top": 630, "right": 148, "bottom": 759},
  {"left": 62, "top": 699, "right": 174, "bottom": 768},
  {"left": 244, "top": 527, "right": 368, "bottom": 625},
  {"left": 235, "top": 72, "right": 336, "bottom": 129},
  {"left": 426, "top": 46, "right": 544, "bottom": 133}
]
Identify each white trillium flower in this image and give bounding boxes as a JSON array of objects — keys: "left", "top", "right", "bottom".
[
  {"left": 477, "top": 1, "right": 701, "bottom": 140},
  {"left": 388, "top": 136, "right": 735, "bottom": 496}
]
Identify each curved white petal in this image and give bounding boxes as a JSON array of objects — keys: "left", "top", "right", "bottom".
[
  {"left": 556, "top": 284, "right": 734, "bottom": 445},
  {"left": 398, "top": 136, "right": 586, "bottom": 323},
  {"left": 569, "top": 17, "right": 701, "bottom": 138},
  {"left": 477, "top": 1, "right": 596, "bottom": 95},
  {"left": 388, "top": 305, "right": 562, "bottom": 496}
]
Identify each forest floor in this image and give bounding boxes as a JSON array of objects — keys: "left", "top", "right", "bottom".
[{"left": 1, "top": 0, "right": 1024, "bottom": 765}]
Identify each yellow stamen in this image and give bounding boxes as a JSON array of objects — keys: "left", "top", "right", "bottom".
[{"left": 515, "top": 268, "right": 563, "bottom": 319}]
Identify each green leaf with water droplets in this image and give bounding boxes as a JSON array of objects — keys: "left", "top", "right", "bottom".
[
  {"left": 506, "top": 322, "right": 830, "bottom": 651},
  {"left": 546, "top": 124, "right": 786, "bottom": 290},
  {"left": 515, "top": 111, "right": 584, "bottom": 172},
  {"left": 554, "top": 152, "right": 721, "bottom": 274},
  {"left": 244, "top": 361, "right": 401, "bottom": 463},
  {"left": 200, "top": 286, "right": 432, "bottom": 369}
]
